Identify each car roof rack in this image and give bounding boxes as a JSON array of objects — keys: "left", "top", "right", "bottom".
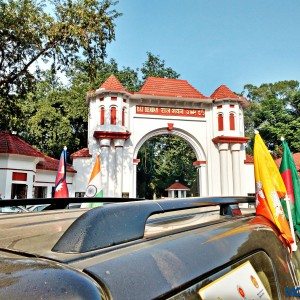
[
  {"left": 51, "top": 196, "right": 255, "bottom": 253},
  {"left": 0, "top": 197, "right": 142, "bottom": 209}
]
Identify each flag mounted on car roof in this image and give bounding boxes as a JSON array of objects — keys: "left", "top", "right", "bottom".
[
  {"left": 54, "top": 147, "right": 69, "bottom": 198},
  {"left": 254, "top": 131, "right": 294, "bottom": 247},
  {"left": 280, "top": 138, "right": 300, "bottom": 232}
]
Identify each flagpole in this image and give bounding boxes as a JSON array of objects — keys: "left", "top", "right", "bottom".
[{"left": 285, "top": 195, "right": 297, "bottom": 251}]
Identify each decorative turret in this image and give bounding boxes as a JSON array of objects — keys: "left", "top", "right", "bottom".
[
  {"left": 87, "top": 75, "right": 131, "bottom": 154},
  {"left": 211, "top": 85, "right": 248, "bottom": 137}
]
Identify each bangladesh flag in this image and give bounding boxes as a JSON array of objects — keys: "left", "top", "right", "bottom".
[{"left": 280, "top": 140, "right": 300, "bottom": 232}]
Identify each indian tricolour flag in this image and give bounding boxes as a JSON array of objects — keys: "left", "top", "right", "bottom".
[
  {"left": 82, "top": 155, "right": 103, "bottom": 208},
  {"left": 280, "top": 138, "right": 300, "bottom": 233}
]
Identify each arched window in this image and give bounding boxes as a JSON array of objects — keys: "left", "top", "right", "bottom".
[
  {"left": 100, "top": 107, "right": 105, "bottom": 125},
  {"left": 218, "top": 113, "right": 224, "bottom": 131},
  {"left": 122, "top": 108, "right": 125, "bottom": 126},
  {"left": 229, "top": 112, "right": 235, "bottom": 130},
  {"left": 110, "top": 106, "right": 117, "bottom": 125}
]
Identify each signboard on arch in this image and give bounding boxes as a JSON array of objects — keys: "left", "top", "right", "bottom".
[{"left": 136, "top": 105, "right": 205, "bottom": 118}]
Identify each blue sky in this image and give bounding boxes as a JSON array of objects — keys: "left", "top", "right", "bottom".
[{"left": 106, "top": 0, "right": 300, "bottom": 96}]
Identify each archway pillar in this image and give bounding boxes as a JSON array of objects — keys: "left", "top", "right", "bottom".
[
  {"left": 231, "top": 143, "right": 242, "bottom": 195},
  {"left": 212, "top": 136, "right": 249, "bottom": 196},
  {"left": 193, "top": 160, "right": 207, "bottom": 197},
  {"left": 132, "top": 159, "right": 140, "bottom": 198},
  {"left": 99, "top": 139, "right": 110, "bottom": 196},
  {"left": 114, "top": 139, "right": 125, "bottom": 197},
  {"left": 218, "top": 143, "right": 230, "bottom": 196}
]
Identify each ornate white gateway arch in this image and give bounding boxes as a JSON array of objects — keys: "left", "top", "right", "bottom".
[{"left": 73, "top": 75, "right": 255, "bottom": 198}]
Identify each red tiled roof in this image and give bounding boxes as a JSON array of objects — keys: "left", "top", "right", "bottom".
[
  {"left": 100, "top": 75, "right": 127, "bottom": 92},
  {"left": 0, "top": 132, "right": 44, "bottom": 158},
  {"left": 211, "top": 85, "right": 239, "bottom": 99},
  {"left": 138, "top": 77, "right": 208, "bottom": 99},
  {"left": 0, "top": 131, "right": 75, "bottom": 173},
  {"left": 36, "top": 155, "right": 76, "bottom": 173},
  {"left": 71, "top": 148, "right": 92, "bottom": 159},
  {"left": 275, "top": 153, "right": 300, "bottom": 172},
  {"left": 165, "top": 182, "right": 190, "bottom": 191},
  {"left": 244, "top": 154, "right": 254, "bottom": 164}
]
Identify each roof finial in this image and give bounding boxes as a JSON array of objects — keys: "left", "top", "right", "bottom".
[
  {"left": 280, "top": 136, "right": 285, "bottom": 141},
  {"left": 254, "top": 129, "right": 259, "bottom": 134}
]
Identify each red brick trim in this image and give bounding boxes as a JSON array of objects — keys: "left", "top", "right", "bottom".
[
  {"left": 93, "top": 131, "right": 131, "bottom": 140},
  {"left": 212, "top": 136, "right": 249, "bottom": 144},
  {"left": 133, "top": 158, "right": 140, "bottom": 165},
  {"left": 193, "top": 160, "right": 207, "bottom": 166}
]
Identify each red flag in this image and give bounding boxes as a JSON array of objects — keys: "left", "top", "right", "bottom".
[{"left": 54, "top": 147, "right": 69, "bottom": 198}]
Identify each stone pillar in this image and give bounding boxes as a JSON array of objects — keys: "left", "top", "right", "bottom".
[
  {"left": 132, "top": 159, "right": 140, "bottom": 198},
  {"left": 231, "top": 143, "right": 241, "bottom": 195},
  {"left": 114, "top": 139, "right": 125, "bottom": 197},
  {"left": 100, "top": 139, "right": 110, "bottom": 196},
  {"left": 194, "top": 161, "right": 208, "bottom": 197},
  {"left": 219, "top": 143, "right": 229, "bottom": 196}
]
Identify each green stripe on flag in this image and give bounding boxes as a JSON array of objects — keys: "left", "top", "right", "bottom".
[{"left": 280, "top": 140, "right": 300, "bottom": 232}]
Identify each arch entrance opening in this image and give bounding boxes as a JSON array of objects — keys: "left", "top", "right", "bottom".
[{"left": 136, "top": 134, "right": 198, "bottom": 199}]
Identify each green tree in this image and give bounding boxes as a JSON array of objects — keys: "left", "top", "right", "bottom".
[
  {"left": 0, "top": 0, "right": 121, "bottom": 129},
  {"left": 141, "top": 52, "right": 180, "bottom": 81},
  {"left": 21, "top": 72, "right": 80, "bottom": 157},
  {"left": 243, "top": 80, "right": 300, "bottom": 155}
]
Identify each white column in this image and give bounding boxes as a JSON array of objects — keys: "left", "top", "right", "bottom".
[
  {"left": 196, "top": 166, "right": 202, "bottom": 196},
  {"left": 132, "top": 159, "right": 140, "bottom": 198},
  {"left": 47, "top": 186, "right": 52, "bottom": 198},
  {"left": 231, "top": 143, "right": 241, "bottom": 195},
  {"left": 26, "top": 172, "right": 34, "bottom": 199},
  {"left": 219, "top": 143, "right": 229, "bottom": 196},
  {"left": 100, "top": 139, "right": 110, "bottom": 196},
  {"left": 201, "top": 165, "right": 208, "bottom": 196},
  {"left": 114, "top": 139, "right": 125, "bottom": 197},
  {"left": 194, "top": 162, "right": 208, "bottom": 197}
]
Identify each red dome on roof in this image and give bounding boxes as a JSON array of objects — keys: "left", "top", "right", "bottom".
[
  {"left": 99, "top": 75, "right": 127, "bottom": 92},
  {"left": 211, "top": 85, "right": 239, "bottom": 99}
]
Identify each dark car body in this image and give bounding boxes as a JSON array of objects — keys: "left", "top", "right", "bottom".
[{"left": 0, "top": 196, "right": 299, "bottom": 299}]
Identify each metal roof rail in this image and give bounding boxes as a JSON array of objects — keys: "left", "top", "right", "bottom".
[
  {"left": 0, "top": 197, "right": 143, "bottom": 209},
  {"left": 52, "top": 196, "right": 255, "bottom": 253}
]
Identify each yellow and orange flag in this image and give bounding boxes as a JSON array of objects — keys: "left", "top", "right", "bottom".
[{"left": 254, "top": 131, "right": 293, "bottom": 245}]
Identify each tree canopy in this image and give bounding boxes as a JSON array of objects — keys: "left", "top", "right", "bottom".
[
  {"left": 243, "top": 80, "right": 300, "bottom": 156},
  {"left": 0, "top": 0, "right": 120, "bottom": 129}
]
